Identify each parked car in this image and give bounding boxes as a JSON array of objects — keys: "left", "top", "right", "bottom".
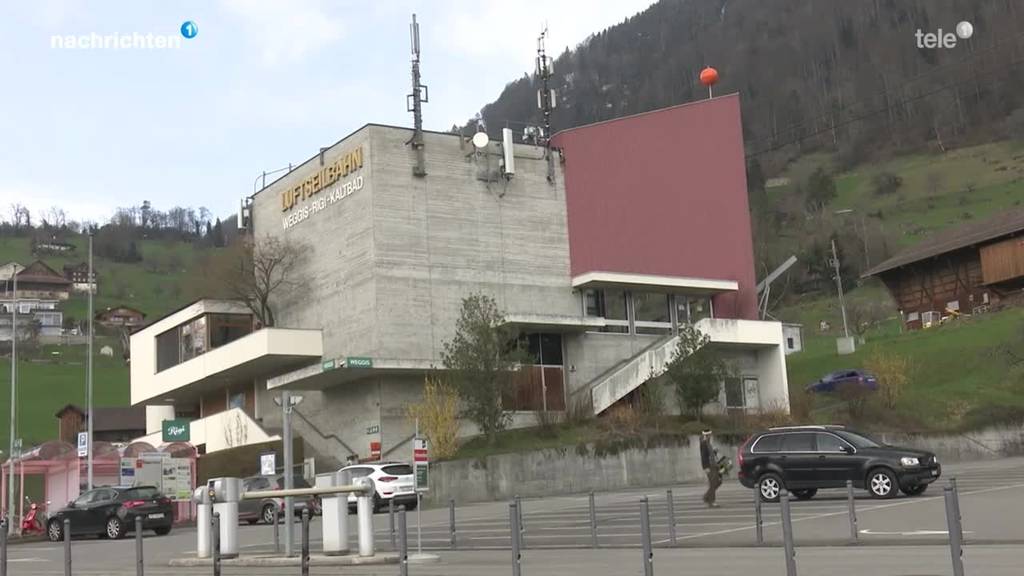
[
  {"left": 239, "top": 474, "right": 321, "bottom": 525},
  {"left": 806, "top": 369, "right": 878, "bottom": 393},
  {"left": 46, "top": 485, "right": 174, "bottom": 541},
  {"left": 338, "top": 462, "right": 417, "bottom": 512},
  {"left": 737, "top": 425, "right": 941, "bottom": 502}
]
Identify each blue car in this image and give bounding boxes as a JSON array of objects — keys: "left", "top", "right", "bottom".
[{"left": 806, "top": 369, "right": 878, "bottom": 393}]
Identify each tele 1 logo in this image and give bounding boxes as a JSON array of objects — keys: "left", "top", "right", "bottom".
[
  {"left": 916, "top": 21, "right": 973, "bottom": 49},
  {"left": 181, "top": 21, "right": 198, "bottom": 39}
]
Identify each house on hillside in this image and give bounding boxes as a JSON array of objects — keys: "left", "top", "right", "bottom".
[
  {"left": 96, "top": 306, "right": 146, "bottom": 329},
  {"left": 0, "top": 262, "right": 24, "bottom": 281},
  {"left": 63, "top": 262, "right": 97, "bottom": 293},
  {"left": 0, "top": 260, "right": 72, "bottom": 300},
  {"left": 863, "top": 209, "right": 1024, "bottom": 330},
  {"left": 55, "top": 405, "right": 147, "bottom": 444}
]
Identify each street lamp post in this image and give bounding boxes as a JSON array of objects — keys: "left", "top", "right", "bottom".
[
  {"left": 274, "top": 391, "right": 303, "bottom": 557},
  {"left": 87, "top": 233, "right": 94, "bottom": 490},
  {"left": 7, "top": 274, "right": 16, "bottom": 534}
]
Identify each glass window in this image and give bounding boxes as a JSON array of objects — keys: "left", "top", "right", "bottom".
[
  {"left": 687, "top": 297, "right": 712, "bottom": 323},
  {"left": 780, "top": 433, "right": 814, "bottom": 452},
  {"left": 815, "top": 433, "right": 850, "bottom": 453},
  {"left": 539, "top": 333, "right": 562, "bottom": 365},
  {"left": 345, "top": 467, "right": 373, "bottom": 478},
  {"left": 835, "top": 430, "right": 883, "bottom": 449},
  {"left": 229, "top": 391, "right": 246, "bottom": 410},
  {"left": 752, "top": 434, "right": 781, "bottom": 453},
  {"left": 602, "top": 288, "right": 628, "bottom": 321},
  {"left": 583, "top": 289, "right": 603, "bottom": 317},
  {"left": 724, "top": 377, "right": 745, "bottom": 408},
  {"left": 156, "top": 327, "right": 180, "bottom": 372},
  {"left": 122, "top": 487, "right": 161, "bottom": 500},
  {"left": 633, "top": 292, "right": 670, "bottom": 323},
  {"left": 209, "top": 314, "right": 252, "bottom": 349},
  {"left": 381, "top": 464, "right": 413, "bottom": 476},
  {"left": 180, "top": 316, "right": 207, "bottom": 362}
]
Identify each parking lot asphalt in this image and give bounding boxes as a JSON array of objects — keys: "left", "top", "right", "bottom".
[{"left": 4, "top": 456, "right": 1024, "bottom": 574}]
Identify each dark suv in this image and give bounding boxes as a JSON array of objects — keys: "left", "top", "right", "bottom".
[{"left": 737, "top": 426, "right": 941, "bottom": 501}]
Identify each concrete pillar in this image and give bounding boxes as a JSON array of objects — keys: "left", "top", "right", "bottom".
[{"left": 145, "top": 405, "right": 175, "bottom": 435}]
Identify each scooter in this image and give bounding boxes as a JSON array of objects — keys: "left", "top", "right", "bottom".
[{"left": 21, "top": 497, "right": 47, "bottom": 536}]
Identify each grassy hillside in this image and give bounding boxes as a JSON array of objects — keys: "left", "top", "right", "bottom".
[
  {"left": 0, "top": 339, "right": 129, "bottom": 452},
  {"left": 0, "top": 235, "right": 206, "bottom": 454},
  {"left": 0, "top": 235, "right": 203, "bottom": 323}
]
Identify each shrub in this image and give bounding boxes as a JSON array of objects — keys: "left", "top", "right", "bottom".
[
  {"left": 604, "top": 404, "right": 642, "bottom": 436},
  {"left": 871, "top": 171, "right": 902, "bottom": 196},
  {"left": 533, "top": 409, "right": 560, "bottom": 438},
  {"left": 837, "top": 382, "right": 871, "bottom": 419},
  {"left": 406, "top": 375, "right": 460, "bottom": 460},
  {"left": 960, "top": 405, "right": 1024, "bottom": 431},
  {"left": 864, "top": 350, "right": 909, "bottom": 410}
]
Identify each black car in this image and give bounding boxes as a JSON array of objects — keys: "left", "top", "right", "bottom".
[
  {"left": 737, "top": 426, "right": 941, "bottom": 502},
  {"left": 47, "top": 485, "right": 174, "bottom": 541}
]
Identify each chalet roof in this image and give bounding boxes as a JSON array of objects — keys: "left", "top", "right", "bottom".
[
  {"left": 53, "top": 404, "right": 146, "bottom": 432},
  {"left": 863, "top": 209, "right": 1024, "bottom": 277},
  {"left": 15, "top": 260, "right": 72, "bottom": 285},
  {"left": 96, "top": 306, "right": 146, "bottom": 319}
]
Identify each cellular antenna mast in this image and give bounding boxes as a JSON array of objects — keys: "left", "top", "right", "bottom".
[
  {"left": 408, "top": 13, "right": 429, "bottom": 177},
  {"left": 536, "top": 25, "right": 557, "bottom": 181}
]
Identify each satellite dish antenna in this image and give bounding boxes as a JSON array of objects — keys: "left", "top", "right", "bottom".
[{"left": 471, "top": 132, "right": 489, "bottom": 149}]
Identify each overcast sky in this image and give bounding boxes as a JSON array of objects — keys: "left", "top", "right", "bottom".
[{"left": 0, "top": 0, "right": 656, "bottom": 225}]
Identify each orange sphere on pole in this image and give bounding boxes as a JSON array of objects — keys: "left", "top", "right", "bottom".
[{"left": 699, "top": 66, "right": 719, "bottom": 87}]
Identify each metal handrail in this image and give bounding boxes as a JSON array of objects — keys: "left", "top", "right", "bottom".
[{"left": 242, "top": 484, "right": 370, "bottom": 500}]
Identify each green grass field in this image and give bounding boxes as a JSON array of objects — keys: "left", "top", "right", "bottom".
[{"left": 0, "top": 339, "right": 129, "bottom": 453}]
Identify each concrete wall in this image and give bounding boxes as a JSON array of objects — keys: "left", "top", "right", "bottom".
[{"left": 424, "top": 425, "right": 1024, "bottom": 506}]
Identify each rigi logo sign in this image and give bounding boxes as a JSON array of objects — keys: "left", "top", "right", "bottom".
[{"left": 162, "top": 419, "right": 190, "bottom": 442}]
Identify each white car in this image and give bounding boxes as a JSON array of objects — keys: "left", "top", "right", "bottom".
[{"left": 339, "top": 462, "right": 418, "bottom": 512}]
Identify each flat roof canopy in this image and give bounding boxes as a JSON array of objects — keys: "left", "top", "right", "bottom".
[
  {"left": 571, "top": 271, "right": 738, "bottom": 294},
  {"left": 267, "top": 357, "right": 436, "bottom": 391},
  {"left": 501, "top": 313, "right": 607, "bottom": 332}
]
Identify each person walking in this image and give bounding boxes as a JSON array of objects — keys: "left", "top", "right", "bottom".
[{"left": 700, "top": 429, "right": 722, "bottom": 508}]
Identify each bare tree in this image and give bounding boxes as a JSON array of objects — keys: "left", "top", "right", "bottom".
[{"left": 218, "top": 235, "right": 309, "bottom": 327}]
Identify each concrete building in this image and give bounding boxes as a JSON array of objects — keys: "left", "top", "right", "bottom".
[{"left": 129, "top": 95, "right": 789, "bottom": 466}]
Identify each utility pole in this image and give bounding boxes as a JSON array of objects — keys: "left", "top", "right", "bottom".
[
  {"left": 831, "top": 239, "right": 850, "bottom": 338},
  {"left": 87, "top": 232, "right": 94, "bottom": 490},
  {"left": 7, "top": 274, "right": 16, "bottom": 534},
  {"left": 282, "top": 390, "right": 294, "bottom": 557}
]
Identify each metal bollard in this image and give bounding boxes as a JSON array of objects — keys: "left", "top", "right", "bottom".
[
  {"left": 515, "top": 494, "right": 525, "bottom": 549},
  {"left": 301, "top": 509, "right": 310, "bottom": 576},
  {"left": 389, "top": 498, "right": 396, "bottom": 548},
  {"left": 136, "top": 515, "right": 145, "bottom": 576},
  {"left": 272, "top": 511, "right": 280, "bottom": 554},
  {"left": 63, "top": 518, "right": 71, "bottom": 576},
  {"left": 754, "top": 486, "right": 764, "bottom": 544},
  {"left": 510, "top": 501, "right": 522, "bottom": 576},
  {"left": 588, "top": 491, "right": 598, "bottom": 549},
  {"left": 1, "top": 517, "right": 7, "bottom": 576},
  {"left": 950, "top": 477, "right": 964, "bottom": 543},
  {"left": 398, "top": 507, "right": 409, "bottom": 576},
  {"left": 846, "top": 480, "right": 858, "bottom": 541},
  {"left": 212, "top": 513, "right": 221, "bottom": 576},
  {"left": 640, "top": 497, "right": 653, "bottom": 576},
  {"left": 780, "top": 491, "right": 797, "bottom": 576},
  {"left": 944, "top": 486, "right": 965, "bottom": 576},
  {"left": 449, "top": 498, "right": 457, "bottom": 550},
  {"left": 355, "top": 477, "right": 375, "bottom": 557},
  {"left": 666, "top": 489, "right": 677, "bottom": 546}
]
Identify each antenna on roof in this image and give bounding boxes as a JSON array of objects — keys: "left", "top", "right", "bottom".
[
  {"left": 407, "top": 14, "right": 429, "bottom": 177},
  {"left": 536, "top": 25, "right": 557, "bottom": 182}
]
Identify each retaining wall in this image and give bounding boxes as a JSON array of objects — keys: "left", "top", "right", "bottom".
[{"left": 424, "top": 425, "right": 1024, "bottom": 506}]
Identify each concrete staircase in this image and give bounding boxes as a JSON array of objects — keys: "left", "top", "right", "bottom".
[{"left": 585, "top": 334, "right": 683, "bottom": 414}]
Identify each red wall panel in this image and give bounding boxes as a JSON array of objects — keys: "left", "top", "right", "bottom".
[{"left": 552, "top": 94, "right": 757, "bottom": 320}]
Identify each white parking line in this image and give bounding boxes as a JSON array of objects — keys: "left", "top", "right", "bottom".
[{"left": 653, "top": 480, "right": 1024, "bottom": 545}]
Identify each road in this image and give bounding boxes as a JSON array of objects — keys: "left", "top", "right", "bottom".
[{"left": 5, "top": 456, "right": 1024, "bottom": 574}]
